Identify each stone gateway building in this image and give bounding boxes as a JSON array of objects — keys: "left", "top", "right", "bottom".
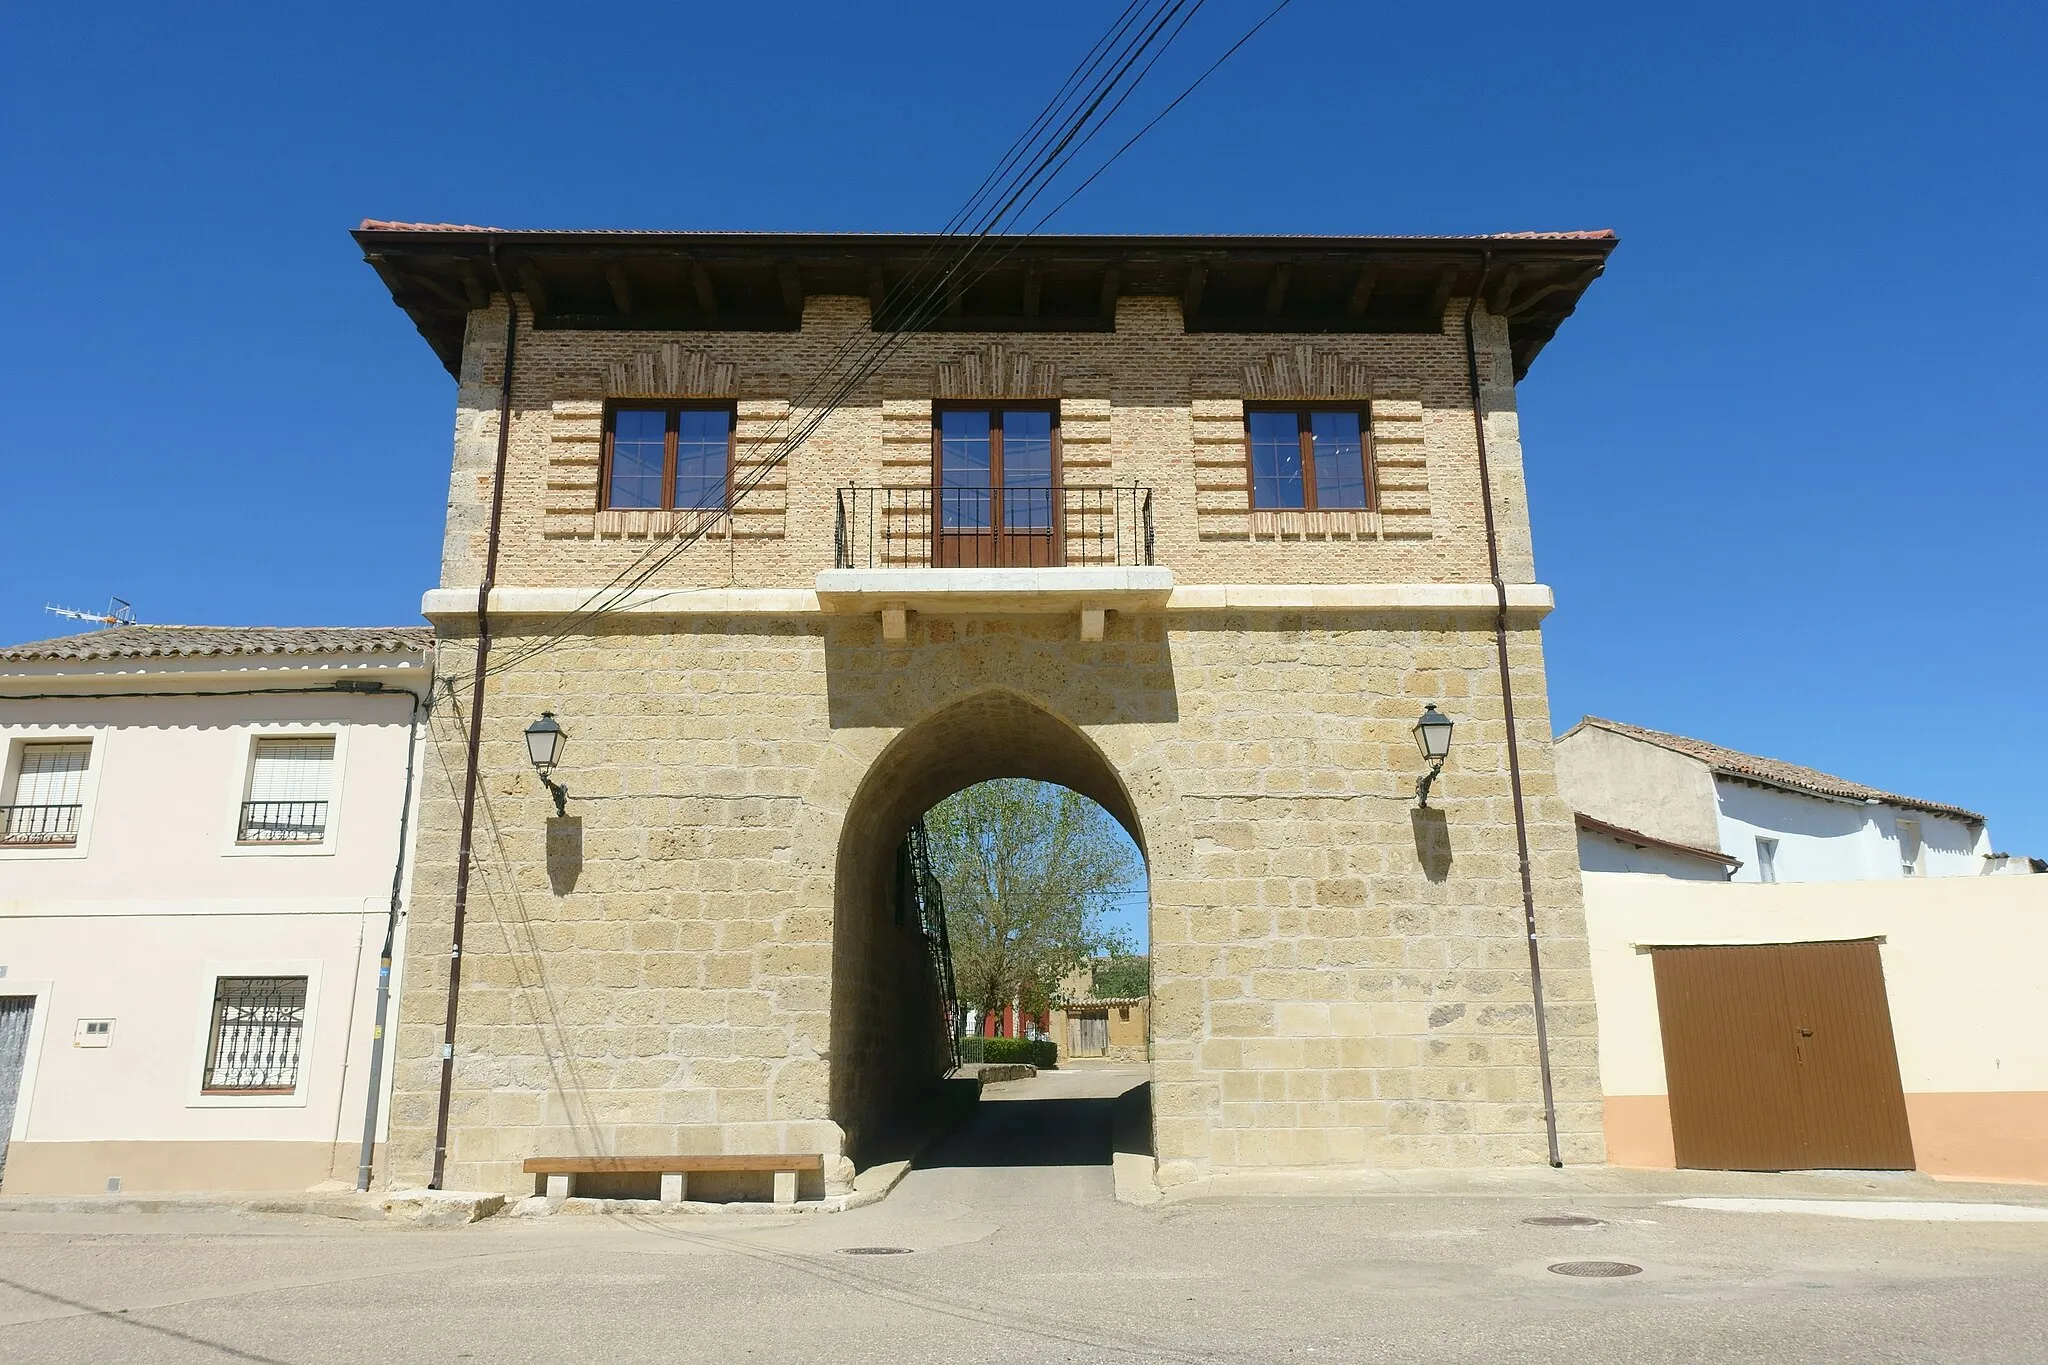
[{"left": 359, "top": 225, "right": 1616, "bottom": 1198}]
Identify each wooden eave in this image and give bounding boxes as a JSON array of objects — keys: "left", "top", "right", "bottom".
[{"left": 353, "top": 228, "right": 1616, "bottom": 381}]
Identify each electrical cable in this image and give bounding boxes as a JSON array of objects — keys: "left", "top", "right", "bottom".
[{"left": 440, "top": 0, "right": 1292, "bottom": 688}]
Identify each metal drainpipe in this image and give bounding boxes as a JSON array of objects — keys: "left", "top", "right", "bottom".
[
  {"left": 1462, "top": 250, "right": 1563, "bottom": 1168},
  {"left": 357, "top": 685, "right": 424, "bottom": 1190},
  {"left": 429, "top": 240, "right": 520, "bottom": 1190}
]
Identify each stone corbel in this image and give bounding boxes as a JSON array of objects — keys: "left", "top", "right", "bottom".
[
  {"left": 880, "top": 604, "right": 909, "bottom": 644},
  {"left": 1079, "top": 606, "right": 1106, "bottom": 642}
]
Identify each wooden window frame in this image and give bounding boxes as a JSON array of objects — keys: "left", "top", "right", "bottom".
[
  {"left": 929, "top": 400, "right": 1063, "bottom": 498},
  {"left": 599, "top": 400, "right": 739, "bottom": 512},
  {"left": 1242, "top": 402, "right": 1377, "bottom": 512}
]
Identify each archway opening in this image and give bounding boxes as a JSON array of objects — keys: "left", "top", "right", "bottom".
[{"left": 829, "top": 689, "right": 1151, "bottom": 1170}]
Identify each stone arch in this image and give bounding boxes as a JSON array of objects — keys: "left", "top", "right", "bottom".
[{"left": 815, "top": 685, "right": 1166, "bottom": 1161}]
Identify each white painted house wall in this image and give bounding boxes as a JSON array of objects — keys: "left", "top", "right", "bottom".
[
  {"left": 1716, "top": 780, "right": 1990, "bottom": 884},
  {"left": 0, "top": 641, "right": 427, "bottom": 1195}
]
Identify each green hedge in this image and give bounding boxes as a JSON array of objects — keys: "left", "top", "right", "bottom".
[{"left": 957, "top": 1036, "right": 1056, "bottom": 1068}]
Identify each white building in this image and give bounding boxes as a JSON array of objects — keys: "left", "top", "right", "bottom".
[
  {"left": 1555, "top": 716, "right": 1995, "bottom": 884},
  {"left": 0, "top": 625, "right": 430, "bottom": 1195}
]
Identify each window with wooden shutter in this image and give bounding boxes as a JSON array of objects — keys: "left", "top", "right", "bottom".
[
  {"left": 4, "top": 741, "right": 89, "bottom": 845},
  {"left": 239, "top": 737, "right": 334, "bottom": 843}
]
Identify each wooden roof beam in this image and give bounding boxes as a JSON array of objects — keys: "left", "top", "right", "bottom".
[
  {"left": 1263, "top": 263, "right": 1292, "bottom": 315},
  {"left": 690, "top": 262, "right": 717, "bottom": 316},
  {"left": 1023, "top": 262, "right": 1042, "bottom": 318},
  {"left": 1426, "top": 267, "right": 1458, "bottom": 323},
  {"left": 514, "top": 261, "right": 550, "bottom": 316},
  {"left": 1098, "top": 266, "right": 1121, "bottom": 321},
  {"left": 605, "top": 264, "right": 633, "bottom": 314},
  {"left": 867, "top": 266, "right": 887, "bottom": 319},
  {"left": 1182, "top": 263, "right": 1206, "bottom": 325},
  {"left": 1345, "top": 265, "right": 1377, "bottom": 317},
  {"left": 777, "top": 263, "right": 803, "bottom": 318}
]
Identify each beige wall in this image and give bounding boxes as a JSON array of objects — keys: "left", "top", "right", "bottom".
[
  {"left": 0, "top": 666, "right": 423, "bottom": 1194},
  {"left": 1585, "top": 871, "right": 2048, "bottom": 1183},
  {"left": 1554, "top": 725, "right": 1719, "bottom": 851}
]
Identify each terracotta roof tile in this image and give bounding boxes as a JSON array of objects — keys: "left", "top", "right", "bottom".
[
  {"left": 1562, "top": 717, "right": 1984, "bottom": 824},
  {"left": 1, "top": 624, "right": 433, "bottom": 664},
  {"left": 1573, "top": 812, "right": 1742, "bottom": 867},
  {"left": 354, "top": 221, "right": 1617, "bottom": 242}
]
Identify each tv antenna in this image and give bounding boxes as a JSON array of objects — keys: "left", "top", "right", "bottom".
[{"left": 45, "top": 597, "right": 136, "bottom": 628}]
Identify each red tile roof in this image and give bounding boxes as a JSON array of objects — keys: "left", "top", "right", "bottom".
[
  {"left": 1573, "top": 813, "right": 1742, "bottom": 868},
  {"left": 356, "top": 221, "right": 1617, "bottom": 242},
  {"left": 1, "top": 625, "right": 433, "bottom": 664},
  {"left": 1560, "top": 717, "right": 1985, "bottom": 824}
]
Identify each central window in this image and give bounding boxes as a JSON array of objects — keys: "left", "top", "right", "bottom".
[
  {"left": 1245, "top": 406, "right": 1374, "bottom": 511},
  {"left": 934, "top": 404, "right": 1060, "bottom": 567},
  {"left": 603, "top": 404, "right": 735, "bottom": 512}
]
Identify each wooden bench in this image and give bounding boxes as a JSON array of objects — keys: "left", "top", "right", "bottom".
[{"left": 522, "top": 1154, "right": 826, "bottom": 1206}]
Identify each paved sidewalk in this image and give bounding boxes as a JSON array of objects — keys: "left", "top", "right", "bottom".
[{"left": 3, "top": 1067, "right": 2046, "bottom": 1362}]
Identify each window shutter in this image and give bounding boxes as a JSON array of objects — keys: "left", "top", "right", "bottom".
[
  {"left": 248, "top": 739, "right": 334, "bottom": 802},
  {"left": 12, "top": 742, "right": 89, "bottom": 805}
]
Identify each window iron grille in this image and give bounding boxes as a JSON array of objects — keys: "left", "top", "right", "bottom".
[
  {"left": 834, "top": 485, "right": 1154, "bottom": 569},
  {"left": 238, "top": 800, "right": 329, "bottom": 843},
  {"left": 203, "top": 976, "right": 308, "bottom": 1092},
  {"left": 0, "top": 804, "right": 81, "bottom": 845}
]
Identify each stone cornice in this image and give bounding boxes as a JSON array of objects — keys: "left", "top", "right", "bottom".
[{"left": 420, "top": 580, "right": 1555, "bottom": 621}]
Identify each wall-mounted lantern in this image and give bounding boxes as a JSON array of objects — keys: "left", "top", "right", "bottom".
[
  {"left": 524, "top": 711, "right": 569, "bottom": 817},
  {"left": 1412, "top": 704, "right": 1454, "bottom": 807}
]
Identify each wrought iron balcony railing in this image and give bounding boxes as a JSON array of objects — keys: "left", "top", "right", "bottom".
[
  {"left": 237, "top": 800, "right": 329, "bottom": 844},
  {"left": 0, "top": 803, "right": 81, "bottom": 846},
  {"left": 834, "top": 484, "right": 1154, "bottom": 570}
]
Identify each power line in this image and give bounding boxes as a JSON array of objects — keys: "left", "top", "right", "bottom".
[{"left": 443, "top": 0, "right": 1294, "bottom": 687}]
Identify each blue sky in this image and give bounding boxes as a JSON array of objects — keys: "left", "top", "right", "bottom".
[{"left": 4, "top": 2, "right": 2042, "bottom": 906}]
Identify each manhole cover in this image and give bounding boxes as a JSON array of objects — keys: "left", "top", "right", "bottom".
[
  {"left": 1524, "top": 1214, "right": 1604, "bottom": 1227},
  {"left": 1548, "top": 1260, "right": 1641, "bottom": 1278},
  {"left": 838, "top": 1246, "right": 913, "bottom": 1256}
]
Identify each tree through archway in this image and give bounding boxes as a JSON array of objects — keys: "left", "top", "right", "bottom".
[{"left": 828, "top": 688, "right": 1152, "bottom": 1165}]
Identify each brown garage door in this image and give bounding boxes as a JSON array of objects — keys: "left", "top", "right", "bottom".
[{"left": 1651, "top": 941, "right": 1915, "bottom": 1171}]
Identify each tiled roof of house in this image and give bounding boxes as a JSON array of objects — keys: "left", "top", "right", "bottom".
[
  {"left": 1561, "top": 717, "right": 1984, "bottom": 824},
  {"left": 0, "top": 625, "right": 433, "bottom": 663},
  {"left": 1573, "top": 812, "right": 1742, "bottom": 868},
  {"left": 358, "top": 220, "right": 1618, "bottom": 241}
]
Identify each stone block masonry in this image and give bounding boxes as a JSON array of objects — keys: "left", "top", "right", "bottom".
[
  {"left": 388, "top": 606, "right": 1602, "bottom": 1194},
  {"left": 389, "top": 281, "right": 1601, "bottom": 1195}
]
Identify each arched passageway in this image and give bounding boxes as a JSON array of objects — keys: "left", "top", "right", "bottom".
[{"left": 829, "top": 688, "right": 1148, "bottom": 1165}]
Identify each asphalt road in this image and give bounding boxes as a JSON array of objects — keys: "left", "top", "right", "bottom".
[{"left": 4, "top": 1066, "right": 2047, "bottom": 1363}]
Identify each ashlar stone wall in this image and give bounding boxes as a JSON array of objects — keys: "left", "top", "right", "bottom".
[{"left": 388, "top": 603, "right": 1601, "bottom": 1194}]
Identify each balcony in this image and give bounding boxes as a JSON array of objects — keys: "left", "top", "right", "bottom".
[
  {"left": 237, "top": 800, "right": 329, "bottom": 844},
  {"left": 821, "top": 486, "right": 1171, "bottom": 639},
  {"left": 1, "top": 803, "right": 80, "bottom": 846},
  {"left": 833, "top": 485, "right": 1154, "bottom": 570}
]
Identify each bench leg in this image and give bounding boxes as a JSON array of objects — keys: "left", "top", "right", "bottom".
[
  {"left": 545, "top": 1173, "right": 572, "bottom": 1201},
  {"left": 772, "top": 1170, "right": 798, "bottom": 1205},
  {"left": 660, "top": 1171, "right": 686, "bottom": 1205}
]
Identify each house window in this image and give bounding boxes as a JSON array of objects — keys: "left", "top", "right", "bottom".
[
  {"left": 603, "top": 404, "right": 734, "bottom": 512},
  {"left": 203, "top": 976, "right": 308, "bottom": 1093},
  {"left": 1896, "top": 819, "right": 1923, "bottom": 877},
  {"left": 1756, "top": 836, "right": 1778, "bottom": 884},
  {"left": 1245, "top": 406, "right": 1374, "bottom": 511},
  {"left": 239, "top": 738, "right": 334, "bottom": 843},
  {"left": 4, "top": 741, "right": 90, "bottom": 846}
]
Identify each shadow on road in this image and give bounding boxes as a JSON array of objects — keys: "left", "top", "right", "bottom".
[{"left": 918, "top": 1076, "right": 1151, "bottom": 1170}]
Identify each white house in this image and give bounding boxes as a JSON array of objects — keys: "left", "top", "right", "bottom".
[
  {"left": 0, "top": 625, "right": 430, "bottom": 1195},
  {"left": 1555, "top": 717, "right": 1994, "bottom": 884}
]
